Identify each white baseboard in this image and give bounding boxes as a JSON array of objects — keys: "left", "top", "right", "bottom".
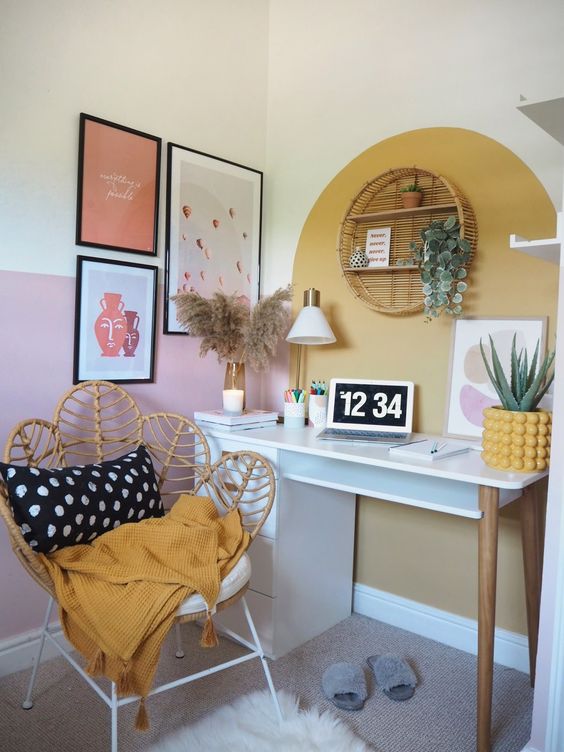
[
  {"left": 0, "top": 585, "right": 530, "bottom": 679},
  {"left": 353, "top": 582, "right": 530, "bottom": 674},
  {"left": 0, "top": 624, "right": 72, "bottom": 679}
]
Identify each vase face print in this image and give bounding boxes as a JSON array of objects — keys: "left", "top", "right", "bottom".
[
  {"left": 122, "top": 310, "right": 140, "bottom": 357},
  {"left": 94, "top": 292, "right": 128, "bottom": 357}
]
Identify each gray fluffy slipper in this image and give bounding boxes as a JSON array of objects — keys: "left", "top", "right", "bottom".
[
  {"left": 321, "top": 662, "right": 368, "bottom": 711},
  {"left": 367, "top": 654, "right": 417, "bottom": 701}
]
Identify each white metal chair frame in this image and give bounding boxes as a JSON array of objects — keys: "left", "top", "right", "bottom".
[{"left": 0, "top": 381, "right": 282, "bottom": 751}]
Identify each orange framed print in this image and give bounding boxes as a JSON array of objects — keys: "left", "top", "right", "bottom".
[
  {"left": 76, "top": 114, "right": 161, "bottom": 256},
  {"left": 73, "top": 256, "right": 158, "bottom": 384}
]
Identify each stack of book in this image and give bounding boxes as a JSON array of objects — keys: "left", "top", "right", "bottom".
[{"left": 193, "top": 409, "right": 279, "bottom": 431}]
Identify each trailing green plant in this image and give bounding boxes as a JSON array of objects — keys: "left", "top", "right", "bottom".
[
  {"left": 400, "top": 182, "right": 422, "bottom": 193},
  {"left": 405, "top": 215, "right": 471, "bottom": 320},
  {"left": 479, "top": 334, "right": 555, "bottom": 412}
]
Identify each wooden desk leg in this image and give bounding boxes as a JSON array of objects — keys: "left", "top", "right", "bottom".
[
  {"left": 520, "top": 481, "right": 544, "bottom": 687},
  {"left": 478, "top": 485, "right": 500, "bottom": 752}
]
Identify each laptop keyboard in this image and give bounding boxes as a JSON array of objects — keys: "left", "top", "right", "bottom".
[{"left": 319, "top": 428, "right": 408, "bottom": 440}]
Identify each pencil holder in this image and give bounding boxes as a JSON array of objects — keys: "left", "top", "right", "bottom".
[
  {"left": 308, "top": 394, "right": 328, "bottom": 429},
  {"left": 284, "top": 401, "right": 306, "bottom": 428}
]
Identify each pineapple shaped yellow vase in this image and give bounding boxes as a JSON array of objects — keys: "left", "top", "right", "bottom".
[{"left": 481, "top": 406, "right": 551, "bottom": 472}]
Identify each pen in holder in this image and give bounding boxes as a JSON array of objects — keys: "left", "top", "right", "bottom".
[{"left": 284, "top": 389, "right": 306, "bottom": 428}]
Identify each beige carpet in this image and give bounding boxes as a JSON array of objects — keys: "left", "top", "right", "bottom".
[{"left": 0, "top": 614, "right": 533, "bottom": 752}]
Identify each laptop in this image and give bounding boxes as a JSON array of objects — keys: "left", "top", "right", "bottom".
[{"left": 317, "top": 378, "right": 414, "bottom": 443}]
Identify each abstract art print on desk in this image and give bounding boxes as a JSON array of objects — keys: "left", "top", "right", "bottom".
[
  {"left": 444, "top": 317, "right": 547, "bottom": 439},
  {"left": 164, "top": 143, "right": 262, "bottom": 334},
  {"left": 73, "top": 256, "right": 158, "bottom": 384}
]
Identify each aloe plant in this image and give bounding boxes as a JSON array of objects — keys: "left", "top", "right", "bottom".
[{"left": 479, "top": 334, "right": 555, "bottom": 412}]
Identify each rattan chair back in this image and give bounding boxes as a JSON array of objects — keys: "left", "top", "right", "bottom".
[{"left": 0, "top": 380, "right": 275, "bottom": 598}]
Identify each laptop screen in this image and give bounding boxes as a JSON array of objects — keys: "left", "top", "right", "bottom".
[{"left": 326, "top": 378, "right": 414, "bottom": 433}]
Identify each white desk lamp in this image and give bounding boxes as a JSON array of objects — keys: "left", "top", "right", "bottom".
[{"left": 285, "top": 288, "right": 336, "bottom": 389}]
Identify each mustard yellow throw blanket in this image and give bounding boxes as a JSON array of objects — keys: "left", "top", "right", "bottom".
[{"left": 39, "top": 494, "right": 250, "bottom": 728}]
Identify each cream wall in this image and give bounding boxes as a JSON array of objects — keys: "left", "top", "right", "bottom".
[{"left": 263, "top": 0, "right": 564, "bottom": 295}]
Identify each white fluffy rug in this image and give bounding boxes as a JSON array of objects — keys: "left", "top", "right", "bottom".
[{"left": 150, "top": 689, "right": 372, "bottom": 751}]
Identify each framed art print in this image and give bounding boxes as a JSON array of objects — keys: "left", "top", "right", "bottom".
[
  {"left": 444, "top": 316, "right": 547, "bottom": 439},
  {"left": 76, "top": 113, "right": 161, "bottom": 255},
  {"left": 164, "top": 143, "right": 262, "bottom": 334},
  {"left": 74, "top": 256, "right": 158, "bottom": 384}
]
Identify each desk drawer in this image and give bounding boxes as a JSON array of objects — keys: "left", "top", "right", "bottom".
[{"left": 205, "top": 435, "right": 279, "bottom": 478}]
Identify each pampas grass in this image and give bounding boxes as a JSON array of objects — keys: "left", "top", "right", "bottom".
[{"left": 171, "top": 286, "right": 292, "bottom": 371}]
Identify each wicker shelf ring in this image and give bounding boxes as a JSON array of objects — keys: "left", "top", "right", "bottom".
[{"left": 337, "top": 167, "right": 478, "bottom": 315}]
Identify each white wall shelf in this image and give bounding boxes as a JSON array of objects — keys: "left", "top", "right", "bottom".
[{"left": 509, "top": 228, "right": 561, "bottom": 265}]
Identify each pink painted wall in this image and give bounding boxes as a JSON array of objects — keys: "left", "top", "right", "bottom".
[{"left": 0, "top": 268, "right": 264, "bottom": 639}]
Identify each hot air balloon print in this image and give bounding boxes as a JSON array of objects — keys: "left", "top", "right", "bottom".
[
  {"left": 196, "top": 239, "right": 204, "bottom": 249},
  {"left": 204, "top": 247, "right": 211, "bottom": 260},
  {"left": 183, "top": 271, "right": 191, "bottom": 281},
  {"left": 200, "top": 270, "right": 206, "bottom": 281},
  {"left": 236, "top": 260, "right": 242, "bottom": 273},
  {"left": 246, "top": 273, "right": 251, "bottom": 284},
  {"left": 229, "top": 208, "right": 236, "bottom": 219},
  {"left": 182, "top": 233, "right": 187, "bottom": 241},
  {"left": 242, "top": 232, "right": 248, "bottom": 239},
  {"left": 212, "top": 219, "right": 220, "bottom": 229},
  {"left": 182, "top": 206, "right": 192, "bottom": 219},
  {"left": 218, "top": 275, "right": 224, "bottom": 288}
]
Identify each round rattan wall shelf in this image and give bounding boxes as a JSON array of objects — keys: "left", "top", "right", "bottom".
[{"left": 338, "top": 167, "right": 478, "bottom": 315}]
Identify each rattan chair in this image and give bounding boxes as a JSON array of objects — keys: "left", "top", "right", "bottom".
[{"left": 0, "top": 380, "right": 282, "bottom": 751}]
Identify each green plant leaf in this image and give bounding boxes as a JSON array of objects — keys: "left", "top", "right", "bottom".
[
  {"left": 456, "top": 268, "right": 467, "bottom": 279},
  {"left": 459, "top": 238, "right": 471, "bottom": 253},
  {"left": 440, "top": 271, "right": 453, "bottom": 282},
  {"left": 452, "top": 293, "right": 463, "bottom": 304},
  {"left": 421, "top": 271, "right": 431, "bottom": 283},
  {"left": 520, "top": 350, "right": 555, "bottom": 411},
  {"left": 456, "top": 281, "right": 468, "bottom": 292},
  {"left": 488, "top": 335, "right": 520, "bottom": 410},
  {"left": 444, "top": 216, "right": 457, "bottom": 231},
  {"left": 480, "top": 338, "right": 511, "bottom": 408}
]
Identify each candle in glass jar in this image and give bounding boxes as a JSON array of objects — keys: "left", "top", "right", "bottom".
[{"left": 222, "top": 389, "right": 244, "bottom": 416}]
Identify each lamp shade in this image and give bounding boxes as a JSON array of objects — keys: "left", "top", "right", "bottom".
[{"left": 286, "top": 289, "right": 336, "bottom": 345}]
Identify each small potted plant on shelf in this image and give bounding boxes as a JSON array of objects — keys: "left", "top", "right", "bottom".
[
  {"left": 403, "top": 215, "right": 471, "bottom": 321},
  {"left": 480, "top": 334, "right": 555, "bottom": 472},
  {"left": 400, "top": 180, "right": 423, "bottom": 208}
]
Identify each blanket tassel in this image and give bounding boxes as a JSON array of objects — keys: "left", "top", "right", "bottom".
[
  {"left": 86, "top": 648, "right": 105, "bottom": 677},
  {"left": 200, "top": 611, "right": 219, "bottom": 648},
  {"left": 135, "top": 698, "right": 150, "bottom": 731},
  {"left": 117, "top": 662, "right": 134, "bottom": 696}
]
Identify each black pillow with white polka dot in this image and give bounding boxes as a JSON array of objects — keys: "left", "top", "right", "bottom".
[{"left": 0, "top": 444, "right": 163, "bottom": 554}]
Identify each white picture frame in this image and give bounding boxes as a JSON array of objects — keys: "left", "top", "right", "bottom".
[{"left": 444, "top": 316, "right": 547, "bottom": 440}]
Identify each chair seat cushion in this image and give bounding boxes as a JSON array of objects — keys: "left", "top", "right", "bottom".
[
  {"left": 0, "top": 445, "right": 163, "bottom": 553},
  {"left": 176, "top": 552, "right": 251, "bottom": 617}
]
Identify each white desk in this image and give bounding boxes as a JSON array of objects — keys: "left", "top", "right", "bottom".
[{"left": 201, "top": 424, "right": 547, "bottom": 752}]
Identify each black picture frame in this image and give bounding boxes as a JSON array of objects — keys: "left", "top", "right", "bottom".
[
  {"left": 76, "top": 113, "right": 161, "bottom": 256},
  {"left": 73, "top": 255, "right": 158, "bottom": 384},
  {"left": 164, "top": 142, "right": 262, "bottom": 334}
]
